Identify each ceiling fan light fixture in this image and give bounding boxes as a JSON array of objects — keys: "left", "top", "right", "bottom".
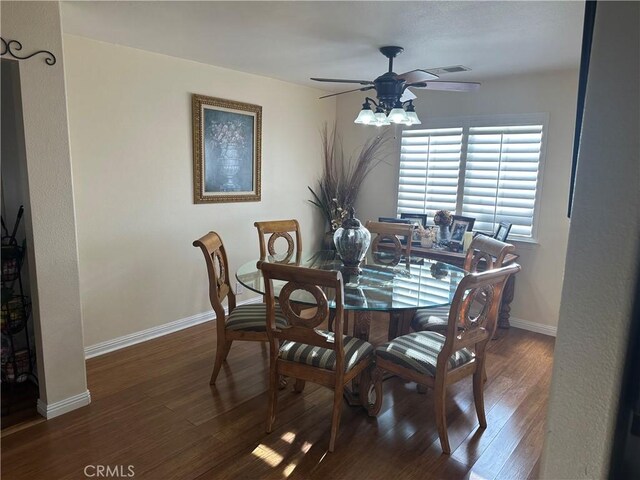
[
  {"left": 404, "top": 111, "right": 421, "bottom": 125},
  {"left": 312, "top": 46, "right": 479, "bottom": 128},
  {"left": 374, "top": 107, "right": 391, "bottom": 126},
  {"left": 354, "top": 101, "right": 377, "bottom": 125},
  {"left": 404, "top": 101, "right": 421, "bottom": 125},
  {"left": 388, "top": 106, "right": 409, "bottom": 124}
]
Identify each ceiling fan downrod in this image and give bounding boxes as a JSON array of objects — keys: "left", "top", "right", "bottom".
[{"left": 379, "top": 46, "right": 404, "bottom": 73}]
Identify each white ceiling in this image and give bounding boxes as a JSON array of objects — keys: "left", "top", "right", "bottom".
[{"left": 61, "top": 1, "right": 584, "bottom": 92}]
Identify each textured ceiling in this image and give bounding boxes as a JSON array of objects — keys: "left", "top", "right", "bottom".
[{"left": 61, "top": 1, "right": 584, "bottom": 91}]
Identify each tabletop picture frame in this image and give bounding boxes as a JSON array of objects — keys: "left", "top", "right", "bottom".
[
  {"left": 400, "top": 213, "right": 428, "bottom": 243},
  {"left": 451, "top": 215, "right": 476, "bottom": 231},
  {"left": 192, "top": 94, "right": 262, "bottom": 203},
  {"left": 494, "top": 221, "right": 513, "bottom": 242},
  {"left": 450, "top": 218, "right": 472, "bottom": 244}
]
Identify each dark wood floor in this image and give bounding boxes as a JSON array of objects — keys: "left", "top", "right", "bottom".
[{"left": 1, "top": 318, "right": 554, "bottom": 480}]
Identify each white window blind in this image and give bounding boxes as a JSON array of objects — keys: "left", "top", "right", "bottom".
[
  {"left": 462, "top": 125, "right": 543, "bottom": 237},
  {"left": 397, "top": 117, "right": 545, "bottom": 240},
  {"left": 397, "top": 128, "right": 462, "bottom": 219}
]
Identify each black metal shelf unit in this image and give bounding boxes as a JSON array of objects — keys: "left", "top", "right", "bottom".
[{"left": 1, "top": 206, "right": 37, "bottom": 401}]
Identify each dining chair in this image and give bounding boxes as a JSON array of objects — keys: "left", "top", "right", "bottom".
[
  {"left": 359, "top": 220, "right": 416, "bottom": 339},
  {"left": 193, "top": 231, "right": 288, "bottom": 384},
  {"left": 259, "top": 261, "right": 375, "bottom": 452},
  {"left": 365, "top": 220, "right": 414, "bottom": 268},
  {"left": 370, "top": 263, "right": 521, "bottom": 454},
  {"left": 254, "top": 219, "right": 302, "bottom": 264},
  {"left": 411, "top": 234, "right": 515, "bottom": 333}
]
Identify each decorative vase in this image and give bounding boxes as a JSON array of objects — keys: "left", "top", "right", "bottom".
[
  {"left": 420, "top": 237, "right": 434, "bottom": 249},
  {"left": 435, "top": 224, "right": 451, "bottom": 246},
  {"left": 219, "top": 144, "right": 241, "bottom": 191},
  {"left": 333, "top": 208, "right": 371, "bottom": 275}
]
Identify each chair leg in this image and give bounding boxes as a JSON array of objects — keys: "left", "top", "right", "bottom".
[
  {"left": 293, "top": 378, "right": 306, "bottom": 393},
  {"left": 266, "top": 364, "right": 279, "bottom": 433},
  {"left": 328, "top": 383, "right": 344, "bottom": 452},
  {"left": 209, "top": 339, "right": 232, "bottom": 385},
  {"left": 368, "top": 366, "right": 383, "bottom": 416},
  {"left": 358, "top": 365, "right": 371, "bottom": 410},
  {"left": 473, "top": 365, "right": 487, "bottom": 428},
  {"left": 434, "top": 378, "right": 451, "bottom": 454}
]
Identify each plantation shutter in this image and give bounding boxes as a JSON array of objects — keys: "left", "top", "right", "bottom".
[
  {"left": 462, "top": 125, "right": 543, "bottom": 237},
  {"left": 397, "top": 128, "right": 462, "bottom": 219}
]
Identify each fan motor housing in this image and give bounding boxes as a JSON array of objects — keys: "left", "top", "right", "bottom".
[{"left": 374, "top": 72, "right": 405, "bottom": 111}]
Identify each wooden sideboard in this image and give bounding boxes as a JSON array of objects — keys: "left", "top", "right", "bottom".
[{"left": 396, "top": 244, "right": 519, "bottom": 329}]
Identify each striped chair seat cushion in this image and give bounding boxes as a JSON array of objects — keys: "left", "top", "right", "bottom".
[
  {"left": 410, "top": 306, "right": 451, "bottom": 332},
  {"left": 279, "top": 331, "right": 374, "bottom": 372},
  {"left": 226, "top": 304, "right": 287, "bottom": 332},
  {"left": 375, "top": 331, "right": 474, "bottom": 376}
]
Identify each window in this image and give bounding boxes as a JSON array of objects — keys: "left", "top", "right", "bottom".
[{"left": 397, "top": 114, "right": 547, "bottom": 240}]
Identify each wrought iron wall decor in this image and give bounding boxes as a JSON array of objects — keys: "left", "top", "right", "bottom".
[{"left": 0, "top": 37, "right": 56, "bottom": 65}]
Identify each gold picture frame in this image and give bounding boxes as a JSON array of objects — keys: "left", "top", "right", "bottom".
[{"left": 192, "top": 94, "right": 262, "bottom": 203}]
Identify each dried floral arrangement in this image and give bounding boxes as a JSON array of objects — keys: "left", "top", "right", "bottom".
[
  {"left": 308, "top": 125, "right": 390, "bottom": 232},
  {"left": 433, "top": 210, "right": 453, "bottom": 227},
  {"left": 417, "top": 225, "right": 437, "bottom": 240}
]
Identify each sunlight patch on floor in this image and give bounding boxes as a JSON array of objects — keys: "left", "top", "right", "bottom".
[
  {"left": 251, "top": 444, "right": 283, "bottom": 467},
  {"left": 468, "top": 471, "right": 488, "bottom": 480}
]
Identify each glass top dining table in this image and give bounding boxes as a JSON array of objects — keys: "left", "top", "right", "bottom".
[{"left": 236, "top": 250, "right": 467, "bottom": 314}]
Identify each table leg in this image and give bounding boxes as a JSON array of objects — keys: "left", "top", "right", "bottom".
[
  {"left": 387, "top": 311, "right": 402, "bottom": 340},
  {"left": 352, "top": 310, "right": 371, "bottom": 341}
]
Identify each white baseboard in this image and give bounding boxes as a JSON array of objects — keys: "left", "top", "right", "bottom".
[
  {"left": 37, "top": 390, "right": 91, "bottom": 419},
  {"left": 509, "top": 317, "right": 557, "bottom": 337},
  {"left": 84, "top": 296, "right": 263, "bottom": 359}
]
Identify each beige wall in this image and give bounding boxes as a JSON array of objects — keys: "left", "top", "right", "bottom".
[
  {"left": 541, "top": 2, "right": 640, "bottom": 477},
  {"left": 336, "top": 69, "right": 579, "bottom": 332},
  {"left": 63, "top": 35, "right": 336, "bottom": 347},
  {"left": 1, "top": 1, "right": 88, "bottom": 410}
]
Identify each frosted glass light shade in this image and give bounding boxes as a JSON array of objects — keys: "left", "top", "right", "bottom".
[
  {"left": 354, "top": 108, "right": 377, "bottom": 125},
  {"left": 405, "top": 110, "right": 421, "bottom": 125},
  {"left": 375, "top": 111, "right": 391, "bottom": 126},
  {"left": 388, "top": 107, "right": 409, "bottom": 124}
]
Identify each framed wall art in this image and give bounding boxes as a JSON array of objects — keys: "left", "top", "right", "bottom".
[{"left": 192, "top": 94, "right": 262, "bottom": 203}]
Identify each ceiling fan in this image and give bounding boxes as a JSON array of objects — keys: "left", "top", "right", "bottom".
[{"left": 311, "top": 46, "right": 480, "bottom": 126}]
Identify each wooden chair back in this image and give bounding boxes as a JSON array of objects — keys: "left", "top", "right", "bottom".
[
  {"left": 193, "top": 231, "right": 235, "bottom": 325},
  {"left": 254, "top": 219, "right": 302, "bottom": 263},
  {"left": 463, "top": 234, "right": 515, "bottom": 272},
  {"left": 259, "top": 262, "right": 345, "bottom": 367},
  {"left": 440, "top": 264, "right": 520, "bottom": 362},
  {"left": 365, "top": 220, "right": 413, "bottom": 267}
]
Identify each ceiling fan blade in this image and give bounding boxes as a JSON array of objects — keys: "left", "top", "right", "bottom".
[
  {"left": 311, "top": 77, "right": 374, "bottom": 85},
  {"left": 319, "top": 86, "right": 375, "bottom": 99},
  {"left": 406, "top": 81, "right": 481, "bottom": 92},
  {"left": 400, "top": 88, "right": 417, "bottom": 102},
  {"left": 396, "top": 69, "right": 439, "bottom": 83}
]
